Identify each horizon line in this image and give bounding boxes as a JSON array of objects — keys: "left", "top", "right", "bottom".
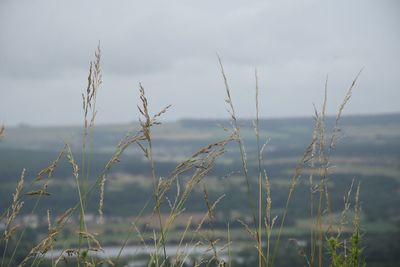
[{"left": 4, "top": 111, "right": 399, "bottom": 128}]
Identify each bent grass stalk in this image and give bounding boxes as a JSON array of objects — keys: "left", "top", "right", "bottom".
[{"left": 1, "top": 169, "right": 25, "bottom": 267}]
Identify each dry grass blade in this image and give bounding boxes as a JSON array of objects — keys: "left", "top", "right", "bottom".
[
  {"left": 237, "top": 219, "right": 257, "bottom": 241},
  {"left": 136, "top": 83, "right": 170, "bottom": 264},
  {"left": 353, "top": 183, "right": 361, "bottom": 233},
  {"left": 97, "top": 128, "right": 148, "bottom": 221},
  {"left": 288, "top": 239, "right": 311, "bottom": 267},
  {"left": 0, "top": 125, "right": 5, "bottom": 140},
  {"left": 80, "top": 47, "right": 103, "bottom": 257},
  {"left": 310, "top": 71, "right": 362, "bottom": 266},
  {"left": 54, "top": 249, "right": 79, "bottom": 266},
  {"left": 65, "top": 144, "right": 95, "bottom": 262},
  {"left": 82, "top": 43, "right": 102, "bottom": 130},
  {"left": 19, "top": 234, "right": 57, "bottom": 267},
  {"left": 254, "top": 68, "right": 264, "bottom": 267},
  {"left": 77, "top": 231, "right": 103, "bottom": 251},
  {"left": 264, "top": 170, "right": 276, "bottom": 267},
  {"left": 56, "top": 208, "right": 73, "bottom": 228},
  {"left": 329, "top": 69, "right": 363, "bottom": 153},
  {"left": 18, "top": 208, "right": 72, "bottom": 267},
  {"left": 264, "top": 171, "right": 272, "bottom": 231},
  {"left": 66, "top": 145, "right": 79, "bottom": 180},
  {"left": 173, "top": 216, "right": 193, "bottom": 265},
  {"left": 199, "top": 184, "right": 225, "bottom": 266},
  {"left": 172, "top": 191, "right": 228, "bottom": 267},
  {"left": 35, "top": 144, "right": 67, "bottom": 181},
  {"left": 308, "top": 115, "right": 319, "bottom": 267},
  {"left": 153, "top": 137, "right": 232, "bottom": 261},
  {"left": 25, "top": 181, "right": 51, "bottom": 197},
  {"left": 97, "top": 259, "right": 115, "bottom": 267},
  {"left": 218, "top": 56, "right": 259, "bottom": 250},
  {"left": 159, "top": 136, "right": 233, "bottom": 214},
  {"left": 217, "top": 55, "right": 235, "bottom": 121},
  {"left": 337, "top": 179, "right": 355, "bottom": 236},
  {"left": 271, "top": 137, "right": 316, "bottom": 266},
  {"left": 3, "top": 169, "right": 25, "bottom": 241},
  {"left": 98, "top": 174, "right": 106, "bottom": 223},
  {"left": 25, "top": 190, "right": 51, "bottom": 196}
]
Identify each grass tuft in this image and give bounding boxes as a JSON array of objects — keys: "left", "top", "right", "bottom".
[{"left": 0, "top": 47, "right": 368, "bottom": 267}]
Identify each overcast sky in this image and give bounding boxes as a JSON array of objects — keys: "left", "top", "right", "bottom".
[{"left": 0, "top": 0, "right": 399, "bottom": 126}]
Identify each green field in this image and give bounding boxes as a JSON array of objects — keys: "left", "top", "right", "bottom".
[{"left": 1, "top": 113, "right": 399, "bottom": 266}]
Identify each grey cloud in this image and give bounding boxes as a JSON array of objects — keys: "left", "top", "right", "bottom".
[{"left": 0, "top": 0, "right": 399, "bottom": 125}]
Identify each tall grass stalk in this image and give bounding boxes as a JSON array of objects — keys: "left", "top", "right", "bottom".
[
  {"left": 314, "top": 70, "right": 362, "bottom": 267},
  {"left": 254, "top": 69, "right": 264, "bottom": 267},
  {"left": 77, "top": 43, "right": 102, "bottom": 264},
  {"left": 218, "top": 56, "right": 260, "bottom": 264},
  {"left": 137, "top": 83, "right": 169, "bottom": 264}
]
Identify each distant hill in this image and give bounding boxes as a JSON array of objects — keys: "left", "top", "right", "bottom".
[
  {"left": 0, "top": 113, "right": 399, "bottom": 224},
  {"left": 180, "top": 112, "right": 400, "bottom": 129}
]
